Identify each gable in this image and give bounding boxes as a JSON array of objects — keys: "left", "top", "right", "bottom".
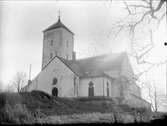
[{"left": 43, "top": 56, "right": 75, "bottom": 76}]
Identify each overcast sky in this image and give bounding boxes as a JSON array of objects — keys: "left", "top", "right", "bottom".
[
  {"left": 0, "top": 0, "right": 127, "bottom": 85},
  {"left": 0, "top": 0, "right": 167, "bottom": 107}
]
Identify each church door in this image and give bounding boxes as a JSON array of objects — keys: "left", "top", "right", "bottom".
[
  {"left": 52, "top": 87, "right": 58, "bottom": 97},
  {"left": 88, "top": 81, "right": 94, "bottom": 97}
]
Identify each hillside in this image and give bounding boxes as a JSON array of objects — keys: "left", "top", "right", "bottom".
[{"left": 0, "top": 90, "right": 165, "bottom": 124}]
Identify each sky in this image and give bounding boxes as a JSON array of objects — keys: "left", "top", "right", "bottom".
[
  {"left": 0, "top": 0, "right": 167, "bottom": 110},
  {"left": 0, "top": 0, "right": 128, "bottom": 87}
]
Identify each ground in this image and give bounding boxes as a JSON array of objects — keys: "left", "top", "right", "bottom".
[{"left": 0, "top": 90, "right": 166, "bottom": 124}]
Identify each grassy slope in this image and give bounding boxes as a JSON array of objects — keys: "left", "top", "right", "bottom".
[
  {"left": 0, "top": 90, "right": 149, "bottom": 115},
  {"left": 19, "top": 91, "right": 147, "bottom": 115},
  {"left": 0, "top": 90, "right": 161, "bottom": 124}
]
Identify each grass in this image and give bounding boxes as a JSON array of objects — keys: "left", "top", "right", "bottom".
[
  {"left": 0, "top": 90, "right": 162, "bottom": 124},
  {"left": 0, "top": 103, "right": 35, "bottom": 124}
]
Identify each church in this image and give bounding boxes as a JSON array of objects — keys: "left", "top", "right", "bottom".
[{"left": 21, "top": 15, "right": 151, "bottom": 109}]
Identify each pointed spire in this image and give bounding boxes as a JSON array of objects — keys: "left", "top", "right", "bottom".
[{"left": 43, "top": 9, "right": 74, "bottom": 34}]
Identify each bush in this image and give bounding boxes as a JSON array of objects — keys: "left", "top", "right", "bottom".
[
  {"left": 0, "top": 103, "right": 35, "bottom": 124},
  {"left": 30, "top": 108, "right": 47, "bottom": 118},
  {"left": 0, "top": 92, "right": 22, "bottom": 107},
  {"left": 0, "top": 93, "right": 6, "bottom": 109}
]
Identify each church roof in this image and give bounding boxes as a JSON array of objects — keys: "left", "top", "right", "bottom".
[
  {"left": 43, "top": 18, "right": 74, "bottom": 35},
  {"left": 57, "top": 52, "right": 128, "bottom": 78}
]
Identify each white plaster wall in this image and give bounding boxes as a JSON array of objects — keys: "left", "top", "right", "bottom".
[
  {"left": 79, "top": 77, "right": 121, "bottom": 97},
  {"left": 74, "top": 76, "right": 80, "bottom": 97},
  {"left": 27, "top": 77, "right": 38, "bottom": 92},
  {"left": 79, "top": 77, "right": 102, "bottom": 97},
  {"left": 111, "top": 79, "right": 121, "bottom": 98},
  {"left": 28, "top": 57, "right": 76, "bottom": 97}
]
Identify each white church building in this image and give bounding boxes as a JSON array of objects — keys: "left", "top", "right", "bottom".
[{"left": 22, "top": 16, "right": 151, "bottom": 109}]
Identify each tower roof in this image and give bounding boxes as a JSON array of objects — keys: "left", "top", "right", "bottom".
[{"left": 43, "top": 17, "right": 74, "bottom": 35}]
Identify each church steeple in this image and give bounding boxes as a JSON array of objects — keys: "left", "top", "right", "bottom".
[
  {"left": 42, "top": 12, "right": 75, "bottom": 69},
  {"left": 43, "top": 11, "right": 74, "bottom": 35}
]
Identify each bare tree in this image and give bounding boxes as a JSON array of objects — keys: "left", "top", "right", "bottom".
[
  {"left": 140, "top": 80, "right": 167, "bottom": 112},
  {"left": 0, "top": 81, "right": 3, "bottom": 93},
  {"left": 4, "top": 83, "right": 15, "bottom": 93},
  {"left": 111, "top": 0, "right": 166, "bottom": 61},
  {"left": 109, "top": 1, "right": 166, "bottom": 109},
  {"left": 122, "top": 0, "right": 166, "bottom": 29},
  {"left": 113, "top": 0, "right": 166, "bottom": 36},
  {"left": 11, "top": 72, "right": 27, "bottom": 93}
]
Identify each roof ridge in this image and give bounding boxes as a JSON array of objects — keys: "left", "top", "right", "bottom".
[{"left": 76, "top": 52, "right": 126, "bottom": 62}]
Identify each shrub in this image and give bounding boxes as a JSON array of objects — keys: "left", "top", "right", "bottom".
[
  {"left": 0, "top": 93, "right": 6, "bottom": 109},
  {"left": 0, "top": 103, "right": 35, "bottom": 124},
  {"left": 30, "top": 108, "right": 47, "bottom": 119},
  {"left": 0, "top": 92, "right": 22, "bottom": 107}
]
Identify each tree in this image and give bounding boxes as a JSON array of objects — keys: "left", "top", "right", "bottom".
[
  {"left": 140, "top": 80, "right": 167, "bottom": 112},
  {"left": 112, "top": 0, "right": 166, "bottom": 61},
  {"left": 0, "top": 81, "right": 3, "bottom": 93},
  {"left": 4, "top": 83, "right": 15, "bottom": 93},
  {"left": 110, "top": 1, "right": 166, "bottom": 109},
  {"left": 122, "top": 0, "right": 166, "bottom": 29},
  {"left": 11, "top": 72, "right": 27, "bottom": 93}
]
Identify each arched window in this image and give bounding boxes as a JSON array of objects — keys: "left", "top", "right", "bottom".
[
  {"left": 52, "top": 78, "right": 58, "bottom": 85},
  {"left": 88, "top": 81, "right": 94, "bottom": 97},
  {"left": 52, "top": 87, "right": 58, "bottom": 97},
  {"left": 107, "top": 82, "right": 109, "bottom": 97}
]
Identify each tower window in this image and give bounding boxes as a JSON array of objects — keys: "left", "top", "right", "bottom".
[
  {"left": 50, "top": 53, "right": 53, "bottom": 59},
  {"left": 50, "top": 40, "right": 53, "bottom": 46},
  {"left": 52, "top": 78, "right": 58, "bottom": 85},
  {"left": 107, "top": 82, "right": 109, "bottom": 97}
]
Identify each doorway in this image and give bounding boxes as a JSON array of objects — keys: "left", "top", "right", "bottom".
[{"left": 52, "top": 87, "right": 58, "bottom": 97}]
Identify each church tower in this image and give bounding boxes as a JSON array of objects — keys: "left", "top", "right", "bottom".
[{"left": 42, "top": 14, "right": 75, "bottom": 70}]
